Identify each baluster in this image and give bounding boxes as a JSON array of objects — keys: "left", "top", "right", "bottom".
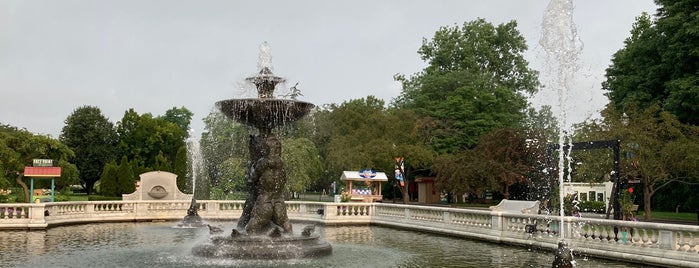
[
  {"left": 632, "top": 228, "right": 642, "bottom": 246},
  {"left": 688, "top": 232, "right": 696, "bottom": 253}
]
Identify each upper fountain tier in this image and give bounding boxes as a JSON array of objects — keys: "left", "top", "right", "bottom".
[{"left": 217, "top": 61, "right": 314, "bottom": 133}]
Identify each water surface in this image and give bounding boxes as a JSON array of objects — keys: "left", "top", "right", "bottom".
[{"left": 0, "top": 221, "right": 647, "bottom": 267}]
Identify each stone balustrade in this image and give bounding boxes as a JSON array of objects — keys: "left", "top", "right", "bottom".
[{"left": 1, "top": 201, "right": 697, "bottom": 267}]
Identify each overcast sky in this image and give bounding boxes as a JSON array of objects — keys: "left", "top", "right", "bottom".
[{"left": 1, "top": 0, "right": 658, "bottom": 138}]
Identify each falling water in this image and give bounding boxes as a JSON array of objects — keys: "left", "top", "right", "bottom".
[
  {"left": 539, "top": 0, "right": 583, "bottom": 240},
  {"left": 187, "top": 129, "right": 204, "bottom": 196}
]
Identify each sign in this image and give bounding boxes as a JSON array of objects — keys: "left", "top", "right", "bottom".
[
  {"left": 33, "top": 159, "right": 54, "bottom": 167},
  {"left": 359, "top": 169, "right": 376, "bottom": 179}
]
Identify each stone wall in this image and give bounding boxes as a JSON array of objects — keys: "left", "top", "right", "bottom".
[{"left": 122, "top": 171, "right": 193, "bottom": 201}]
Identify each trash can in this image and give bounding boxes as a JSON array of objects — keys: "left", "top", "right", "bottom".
[{"left": 334, "top": 195, "right": 340, "bottom": 203}]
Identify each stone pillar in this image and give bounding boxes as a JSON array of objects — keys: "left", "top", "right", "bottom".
[{"left": 658, "top": 230, "right": 674, "bottom": 250}]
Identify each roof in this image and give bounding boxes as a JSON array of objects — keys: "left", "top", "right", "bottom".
[
  {"left": 23, "top": 166, "right": 62, "bottom": 177},
  {"left": 340, "top": 171, "right": 388, "bottom": 181}
]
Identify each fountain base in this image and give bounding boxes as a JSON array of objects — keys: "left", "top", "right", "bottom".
[{"left": 192, "top": 234, "right": 332, "bottom": 259}]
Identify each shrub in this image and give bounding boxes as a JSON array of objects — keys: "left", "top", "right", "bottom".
[{"left": 578, "top": 201, "right": 606, "bottom": 213}]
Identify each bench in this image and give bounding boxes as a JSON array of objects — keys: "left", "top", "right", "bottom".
[{"left": 489, "top": 199, "right": 540, "bottom": 215}]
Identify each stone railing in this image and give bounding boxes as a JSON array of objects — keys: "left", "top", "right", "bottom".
[{"left": 1, "top": 201, "right": 697, "bottom": 267}]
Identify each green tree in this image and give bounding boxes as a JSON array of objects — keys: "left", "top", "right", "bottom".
[
  {"left": 159, "top": 106, "right": 194, "bottom": 136},
  {"left": 282, "top": 137, "right": 323, "bottom": 194},
  {"left": 200, "top": 110, "right": 249, "bottom": 191},
  {"left": 173, "top": 145, "right": 189, "bottom": 193},
  {"left": 116, "top": 156, "right": 135, "bottom": 195},
  {"left": 99, "top": 160, "right": 118, "bottom": 197},
  {"left": 116, "top": 109, "right": 186, "bottom": 171},
  {"left": 585, "top": 104, "right": 699, "bottom": 220},
  {"left": 604, "top": 2, "right": 699, "bottom": 125},
  {"left": 434, "top": 128, "right": 543, "bottom": 201},
  {"left": 394, "top": 18, "right": 539, "bottom": 153},
  {"left": 0, "top": 124, "right": 78, "bottom": 201},
  {"left": 313, "top": 97, "right": 434, "bottom": 203},
  {"left": 60, "top": 106, "right": 117, "bottom": 195}
]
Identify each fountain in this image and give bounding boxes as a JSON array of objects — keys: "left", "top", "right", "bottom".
[
  {"left": 539, "top": 0, "right": 581, "bottom": 266},
  {"left": 181, "top": 131, "right": 205, "bottom": 227},
  {"left": 191, "top": 42, "right": 331, "bottom": 259}
]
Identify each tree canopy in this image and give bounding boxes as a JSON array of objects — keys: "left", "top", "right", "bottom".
[
  {"left": 312, "top": 96, "right": 434, "bottom": 203},
  {"left": 59, "top": 106, "right": 117, "bottom": 195},
  {"left": 604, "top": 1, "right": 699, "bottom": 125},
  {"left": 393, "top": 18, "right": 539, "bottom": 153}
]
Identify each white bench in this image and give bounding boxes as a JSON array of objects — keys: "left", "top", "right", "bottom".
[{"left": 489, "top": 199, "right": 540, "bottom": 214}]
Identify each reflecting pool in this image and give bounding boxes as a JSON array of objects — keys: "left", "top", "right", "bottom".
[{"left": 0, "top": 221, "right": 647, "bottom": 267}]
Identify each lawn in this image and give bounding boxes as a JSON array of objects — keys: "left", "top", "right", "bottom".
[{"left": 637, "top": 211, "right": 698, "bottom": 222}]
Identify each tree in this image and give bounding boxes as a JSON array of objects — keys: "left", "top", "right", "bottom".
[
  {"left": 394, "top": 18, "right": 539, "bottom": 153},
  {"left": 583, "top": 104, "right": 699, "bottom": 220},
  {"left": 160, "top": 106, "right": 194, "bottom": 136},
  {"left": 173, "top": 145, "right": 189, "bottom": 193},
  {"left": 434, "top": 128, "right": 542, "bottom": 201},
  {"left": 200, "top": 110, "right": 249, "bottom": 193},
  {"left": 116, "top": 156, "right": 135, "bottom": 195},
  {"left": 116, "top": 109, "right": 186, "bottom": 172},
  {"left": 1, "top": 124, "right": 78, "bottom": 201},
  {"left": 604, "top": 2, "right": 699, "bottom": 125},
  {"left": 313, "top": 97, "right": 434, "bottom": 203},
  {"left": 60, "top": 106, "right": 117, "bottom": 195},
  {"left": 99, "top": 160, "right": 118, "bottom": 197},
  {"left": 282, "top": 137, "right": 323, "bottom": 194}
]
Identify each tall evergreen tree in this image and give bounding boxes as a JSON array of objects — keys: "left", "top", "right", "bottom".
[
  {"left": 99, "top": 160, "right": 119, "bottom": 197},
  {"left": 116, "top": 156, "right": 135, "bottom": 195}
]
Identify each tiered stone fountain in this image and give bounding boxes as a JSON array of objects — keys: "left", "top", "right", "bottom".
[{"left": 191, "top": 43, "right": 331, "bottom": 259}]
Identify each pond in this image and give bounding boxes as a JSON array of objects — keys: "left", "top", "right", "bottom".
[{"left": 0, "top": 221, "right": 648, "bottom": 267}]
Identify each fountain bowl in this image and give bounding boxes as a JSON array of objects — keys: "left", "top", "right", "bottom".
[
  {"left": 216, "top": 98, "right": 315, "bottom": 131},
  {"left": 192, "top": 233, "right": 332, "bottom": 259}
]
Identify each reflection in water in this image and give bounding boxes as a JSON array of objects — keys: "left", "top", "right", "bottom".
[{"left": 0, "top": 222, "right": 645, "bottom": 267}]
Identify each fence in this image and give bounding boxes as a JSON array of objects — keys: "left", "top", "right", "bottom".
[{"left": 1, "top": 201, "right": 697, "bottom": 267}]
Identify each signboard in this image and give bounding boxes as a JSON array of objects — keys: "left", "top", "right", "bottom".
[
  {"left": 359, "top": 169, "right": 377, "bottom": 179},
  {"left": 33, "top": 159, "right": 54, "bottom": 167}
]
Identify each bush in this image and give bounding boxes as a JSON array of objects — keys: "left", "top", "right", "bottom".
[
  {"left": 578, "top": 201, "right": 606, "bottom": 213},
  {"left": 88, "top": 195, "right": 122, "bottom": 201}
]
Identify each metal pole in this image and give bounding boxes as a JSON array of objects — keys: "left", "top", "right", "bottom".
[
  {"left": 51, "top": 178, "right": 55, "bottom": 202},
  {"left": 613, "top": 140, "right": 621, "bottom": 220},
  {"left": 29, "top": 178, "right": 34, "bottom": 203}
]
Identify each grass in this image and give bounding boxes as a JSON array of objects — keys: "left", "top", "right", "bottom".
[{"left": 637, "top": 211, "right": 698, "bottom": 222}]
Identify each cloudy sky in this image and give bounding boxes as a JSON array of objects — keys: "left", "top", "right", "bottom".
[{"left": 1, "top": 0, "right": 658, "bottom": 138}]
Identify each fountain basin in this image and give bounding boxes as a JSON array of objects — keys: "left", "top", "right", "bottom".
[
  {"left": 216, "top": 98, "right": 314, "bottom": 131},
  {"left": 192, "top": 234, "right": 332, "bottom": 259}
]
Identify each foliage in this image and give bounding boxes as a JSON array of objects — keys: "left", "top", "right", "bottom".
[
  {"left": 99, "top": 160, "right": 119, "bottom": 197},
  {"left": 312, "top": 96, "right": 434, "bottom": 203},
  {"left": 116, "top": 156, "right": 135, "bottom": 195},
  {"left": 604, "top": 4, "right": 699, "bottom": 125},
  {"left": 282, "top": 137, "right": 323, "bottom": 193},
  {"left": 579, "top": 104, "right": 699, "bottom": 220},
  {"left": 435, "top": 128, "right": 544, "bottom": 200},
  {"left": 211, "top": 156, "right": 246, "bottom": 198},
  {"left": 200, "top": 110, "right": 249, "bottom": 188},
  {"left": 116, "top": 109, "right": 186, "bottom": 173},
  {"left": 0, "top": 124, "right": 78, "bottom": 202},
  {"left": 393, "top": 18, "right": 539, "bottom": 153},
  {"left": 159, "top": 106, "right": 194, "bottom": 137},
  {"left": 173, "top": 145, "right": 189, "bottom": 193},
  {"left": 59, "top": 106, "right": 117, "bottom": 195},
  {"left": 578, "top": 201, "right": 606, "bottom": 213}
]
